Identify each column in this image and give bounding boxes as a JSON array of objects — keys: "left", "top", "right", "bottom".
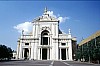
[
  {"left": 47, "top": 48, "right": 49, "bottom": 60},
  {"left": 55, "top": 40, "right": 58, "bottom": 60},
  {"left": 29, "top": 42, "right": 31, "bottom": 60},
  {"left": 41, "top": 48, "right": 42, "bottom": 60},
  {"left": 19, "top": 42, "right": 22, "bottom": 59},
  {"left": 66, "top": 48, "right": 68, "bottom": 60},
  {"left": 67, "top": 48, "right": 69, "bottom": 60},
  {"left": 60, "top": 48, "right": 61, "bottom": 60},
  {"left": 49, "top": 48, "right": 50, "bottom": 60},
  {"left": 16, "top": 44, "right": 19, "bottom": 59},
  {"left": 31, "top": 43, "right": 34, "bottom": 60},
  {"left": 22, "top": 48, "right": 24, "bottom": 59},
  {"left": 68, "top": 40, "right": 72, "bottom": 61},
  {"left": 29, "top": 48, "right": 30, "bottom": 59},
  {"left": 50, "top": 48, "right": 52, "bottom": 60},
  {"left": 34, "top": 40, "right": 38, "bottom": 60},
  {"left": 38, "top": 48, "right": 40, "bottom": 60}
]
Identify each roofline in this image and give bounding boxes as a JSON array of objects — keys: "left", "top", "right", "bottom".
[{"left": 79, "top": 30, "right": 100, "bottom": 46}]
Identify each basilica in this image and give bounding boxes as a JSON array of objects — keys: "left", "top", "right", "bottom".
[{"left": 16, "top": 8, "right": 76, "bottom": 61}]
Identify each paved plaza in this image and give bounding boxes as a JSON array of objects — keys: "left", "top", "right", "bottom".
[{"left": 0, "top": 60, "right": 100, "bottom": 66}]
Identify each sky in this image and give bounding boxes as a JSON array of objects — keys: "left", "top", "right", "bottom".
[{"left": 0, "top": 1, "right": 100, "bottom": 50}]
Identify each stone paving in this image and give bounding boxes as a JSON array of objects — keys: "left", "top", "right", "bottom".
[{"left": 0, "top": 60, "right": 100, "bottom": 66}]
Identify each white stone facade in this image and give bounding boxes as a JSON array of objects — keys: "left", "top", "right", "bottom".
[{"left": 16, "top": 8, "right": 73, "bottom": 61}]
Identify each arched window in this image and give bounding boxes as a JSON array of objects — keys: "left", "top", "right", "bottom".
[{"left": 41, "top": 30, "right": 50, "bottom": 45}]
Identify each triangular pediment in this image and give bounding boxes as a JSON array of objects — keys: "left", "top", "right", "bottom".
[{"left": 33, "top": 8, "right": 59, "bottom": 22}]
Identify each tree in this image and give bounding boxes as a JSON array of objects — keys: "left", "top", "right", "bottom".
[
  {"left": 76, "top": 36, "right": 100, "bottom": 63},
  {"left": 0, "top": 44, "right": 13, "bottom": 60},
  {"left": 76, "top": 46, "right": 82, "bottom": 61}
]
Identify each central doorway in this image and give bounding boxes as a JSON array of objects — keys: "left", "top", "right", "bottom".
[
  {"left": 24, "top": 48, "right": 29, "bottom": 59},
  {"left": 61, "top": 49, "right": 66, "bottom": 60},
  {"left": 42, "top": 48, "right": 47, "bottom": 60}
]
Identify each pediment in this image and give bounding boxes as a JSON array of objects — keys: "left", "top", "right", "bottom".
[{"left": 33, "top": 8, "right": 59, "bottom": 22}]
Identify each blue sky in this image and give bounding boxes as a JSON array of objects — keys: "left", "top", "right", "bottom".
[{"left": 0, "top": 1, "right": 100, "bottom": 50}]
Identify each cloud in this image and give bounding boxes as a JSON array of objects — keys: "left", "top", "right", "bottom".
[
  {"left": 14, "top": 22, "right": 32, "bottom": 34},
  {"left": 47, "top": 11, "right": 70, "bottom": 23},
  {"left": 58, "top": 17, "right": 67, "bottom": 22}
]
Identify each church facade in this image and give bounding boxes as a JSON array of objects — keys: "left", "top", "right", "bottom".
[{"left": 16, "top": 8, "right": 76, "bottom": 61}]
